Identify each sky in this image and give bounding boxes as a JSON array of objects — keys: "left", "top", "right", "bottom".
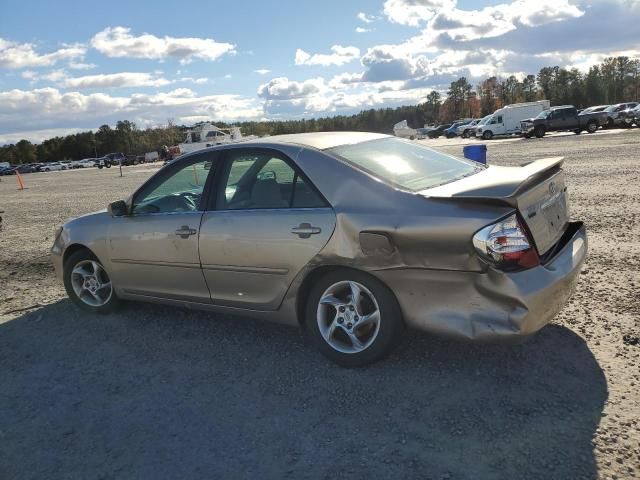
[{"left": 1, "top": 0, "right": 639, "bottom": 144}]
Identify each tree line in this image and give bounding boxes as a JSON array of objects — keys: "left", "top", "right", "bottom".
[{"left": 1, "top": 56, "right": 638, "bottom": 165}]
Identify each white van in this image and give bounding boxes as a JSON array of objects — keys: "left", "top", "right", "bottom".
[{"left": 475, "top": 100, "right": 550, "bottom": 140}]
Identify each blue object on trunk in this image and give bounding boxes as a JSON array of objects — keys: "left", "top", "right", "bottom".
[{"left": 463, "top": 144, "right": 487, "bottom": 164}]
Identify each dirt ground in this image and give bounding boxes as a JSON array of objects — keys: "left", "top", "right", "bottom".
[{"left": 1, "top": 130, "right": 639, "bottom": 479}]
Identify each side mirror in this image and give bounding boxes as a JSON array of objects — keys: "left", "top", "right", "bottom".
[{"left": 108, "top": 200, "right": 128, "bottom": 217}]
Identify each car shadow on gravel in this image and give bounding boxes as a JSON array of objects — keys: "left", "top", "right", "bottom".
[{"left": 0, "top": 300, "right": 607, "bottom": 480}]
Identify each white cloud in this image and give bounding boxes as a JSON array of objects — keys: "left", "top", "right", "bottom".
[
  {"left": 356, "top": 27, "right": 372, "bottom": 33},
  {"left": 21, "top": 70, "right": 38, "bottom": 81},
  {"left": 179, "top": 76, "right": 209, "bottom": 84},
  {"left": 357, "top": 12, "right": 377, "bottom": 23},
  {"left": 258, "top": 77, "right": 325, "bottom": 99},
  {"left": 295, "top": 45, "right": 361, "bottom": 66},
  {"left": 0, "top": 87, "right": 262, "bottom": 141},
  {"left": 254, "top": 69, "right": 271, "bottom": 75},
  {"left": 385, "top": 0, "right": 584, "bottom": 47},
  {"left": 329, "top": 72, "right": 364, "bottom": 89},
  {"left": 62, "top": 72, "right": 172, "bottom": 89},
  {"left": 68, "top": 61, "right": 97, "bottom": 70},
  {"left": 383, "top": 0, "right": 455, "bottom": 27},
  {"left": 0, "top": 38, "right": 86, "bottom": 69},
  {"left": 90, "top": 27, "right": 235, "bottom": 64}
]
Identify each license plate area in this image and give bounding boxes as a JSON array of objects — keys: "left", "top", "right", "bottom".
[{"left": 517, "top": 170, "right": 570, "bottom": 255}]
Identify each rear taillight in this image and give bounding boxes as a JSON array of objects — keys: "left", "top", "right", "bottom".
[{"left": 473, "top": 213, "right": 540, "bottom": 270}]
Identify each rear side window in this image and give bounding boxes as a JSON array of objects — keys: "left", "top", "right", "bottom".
[
  {"left": 327, "top": 137, "right": 480, "bottom": 192},
  {"left": 219, "top": 149, "right": 327, "bottom": 210}
]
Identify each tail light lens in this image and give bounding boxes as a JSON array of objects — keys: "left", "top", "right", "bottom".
[{"left": 473, "top": 213, "right": 540, "bottom": 270}]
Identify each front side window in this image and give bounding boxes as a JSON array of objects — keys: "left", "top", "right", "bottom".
[
  {"left": 133, "top": 157, "right": 212, "bottom": 214},
  {"left": 327, "top": 137, "right": 481, "bottom": 192},
  {"left": 220, "top": 150, "right": 326, "bottom": 210}
]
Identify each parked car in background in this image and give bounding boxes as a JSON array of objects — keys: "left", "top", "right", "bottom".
[
  {"left": 13, "top": 164, "right": 36, "bottom": 174},
  {"left": 51, "top": 132, "right": 587, "bottom": 366},
  {"left": 74, "top": 158, "right": 97, "bottom": 168},
  {"left": 41, "top": 162, "right": 66, "bottom": 172},
  {"left": 520, "top": 105, "right": 608, "bottom": 138},
  {"left": 621, "top": 104, "right": 640, "bottom": 127},
  {"left": 444, "top": 120, "right": 473, "bottom": 138},
  {"left": 0, "top": 165, "right": 15, "bottom": 175},
  {"left": 415, "top": 127, "right": 435, "bottom": 139},
  {"left": 579, "top": 105, "right": 609, "bottom": 115},
  {"left": 96, "top": 152, "right": 126, "bottom": 169},
  {"left": 457, "top": 119, "right": 481, "bottom": 138},
  {"left": 427, "top": 124, "right": 452, "bottom": 138},
  {"left": 605, "top": 102, "right": 639, "bottom": 128}
]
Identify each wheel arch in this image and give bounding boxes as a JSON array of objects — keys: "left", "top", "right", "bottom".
[
  {"left": 62, "top": 243, "right": 95, "bottom": 267},
  {"left": 294, "top": 265, "right": 403, "bottom": 330}
]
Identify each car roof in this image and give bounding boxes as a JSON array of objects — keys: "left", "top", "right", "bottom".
[{"left": 245, "top": 131, "right": 389, "bottom": 150}]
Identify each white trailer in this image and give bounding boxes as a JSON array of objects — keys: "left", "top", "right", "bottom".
[
  {"left": 475, "top": 100, "right": 550, "bottom": 140},
  {"left": 393, "top": 120, "right": 418, "bottom": 139},
  {"left": 145, "top": 151, "right": 159, "bottom": 162}
]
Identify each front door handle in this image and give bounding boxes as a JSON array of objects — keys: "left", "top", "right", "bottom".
[
  {"left": 175, "top": 225, "right": 197, "bottom": 238},
  {"left": 291, "top": 223, "right": 321, "bottom": 239}
]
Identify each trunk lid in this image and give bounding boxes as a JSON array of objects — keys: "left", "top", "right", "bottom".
[{"left": 421, "top": 157, "right": 569, "bottom": 255}]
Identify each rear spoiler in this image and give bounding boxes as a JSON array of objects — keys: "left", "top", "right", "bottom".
[{"left": 421, "top": 157, "right": 564, "bottom": 207}]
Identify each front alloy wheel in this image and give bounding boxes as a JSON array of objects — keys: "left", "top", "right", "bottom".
[
  {"left": 64, "top": 249, "right": 120, "bottom": 313},
  {"left": 305, "top": 270, "right": 403, "bottom": 366}
]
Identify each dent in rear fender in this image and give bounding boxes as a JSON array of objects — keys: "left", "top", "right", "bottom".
[{"left": 371, "top": 223, "right": 587, "bottom": 339}]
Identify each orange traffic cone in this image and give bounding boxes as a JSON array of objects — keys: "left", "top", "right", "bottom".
[{"left": 16, "top": 171, "right": 25, "bottom": 190}]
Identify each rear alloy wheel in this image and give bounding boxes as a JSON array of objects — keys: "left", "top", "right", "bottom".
[
  {"left": 482, "top": 130, "right": 493, "bottom": 140},
  {"left": 305, "top": 270, "right": 403, "bottom": 367},
  {"left": 587, "top": 121, "right": 598, "bottom": 133},
  {"left": 535, "top": 126, "right": 546, "bottom": 138},
  {"left": 64, "top": 249, "right": 120, "bottom": 313}
]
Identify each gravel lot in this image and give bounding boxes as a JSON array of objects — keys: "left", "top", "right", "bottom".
[{"left": 1, "top": 130, "right": 639, "bottom": 479}]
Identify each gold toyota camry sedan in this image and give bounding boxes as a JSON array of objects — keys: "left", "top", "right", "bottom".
[{"left": 52, "top": 132, "right": 587, "bottom": 366}]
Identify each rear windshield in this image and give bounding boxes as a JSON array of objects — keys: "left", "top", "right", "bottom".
[{"left": 327, "top": 137, "right": 481, "bottom": 191}]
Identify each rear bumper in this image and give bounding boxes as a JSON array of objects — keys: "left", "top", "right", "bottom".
[{"left": 374, "top": 222, "right": 587, "bottom": 340}]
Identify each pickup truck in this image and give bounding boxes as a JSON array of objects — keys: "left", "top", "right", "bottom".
[{"left": 520, "top": 105, "right": 608, "bottom": 138}]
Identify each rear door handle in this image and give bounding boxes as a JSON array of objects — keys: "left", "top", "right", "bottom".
[
  {"left": 175, "top": 225, "right": 197, "bottom": 238},
  {"left": 291, "top": 223, "right": 321, "bottom": 239}
]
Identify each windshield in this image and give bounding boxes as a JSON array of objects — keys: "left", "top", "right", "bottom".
[
  {"left": 604, "top": 105, "right": 620, "bottom": 112},
  {"left": 477, "top": 115, "right": 492, "bottom": 125},
  {"left": 536, "top": 110, "right": 551, "bottom": 119},
  {"left": 327, "top": 137, "right": 481, "bottom": 192}
]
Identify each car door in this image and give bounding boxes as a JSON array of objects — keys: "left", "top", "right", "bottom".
[
  {"left": 107, "top": 151, "right": 217, "bottom": 303},
  {"left": 198, "top": 147, "right": 336, "bottom": 310}
]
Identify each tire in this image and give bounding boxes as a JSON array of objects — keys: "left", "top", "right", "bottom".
[
  {"left": 304, "top": 269, "right": 404, "bottom": 367},
  {"left": 523, "top": 133, "right": 532, "bottom": 139},
  {"left": 63, "top": 249, "right": 120, "bottom": 314},
  {"left": 409, "top": 135, "right": 415, "bottom": 141},
  {"left": 461, "top": 131, "right": 469, "bottom": 138},
  {"left": 534, "top": 126, "right": 545, "bottom": 138},
  {"left": 44, "top": 168, "right": 50, "bottom": 172},
  {"left": 606, "top": 118, "right": 614, "bottom": 129},
  {"left": 586, "top": 121, "right": 598, "bottom": 133},
  {"left": 98, "top": 164, "right": 103, "bottom": 169},
  {"left": 482, "top": 130, "right": 493, "bottom": 140},
  {"left": 574, "top": 129, "right": 582, "bottom": 135}
]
